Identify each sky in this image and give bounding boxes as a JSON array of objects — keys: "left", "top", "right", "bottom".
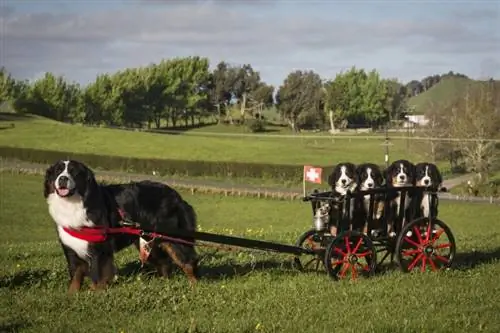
[{"left": 1, "top": 0, "right": 499, "bottom": 87}]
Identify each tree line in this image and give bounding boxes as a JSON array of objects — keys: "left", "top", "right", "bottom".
[{"left": 0, "top": 57, "right": 469, "bottom": 131}]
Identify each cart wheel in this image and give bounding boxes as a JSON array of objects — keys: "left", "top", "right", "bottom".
[
  {"left": 293, "top": 228, "right": 329, "bottom": 272},
  {"left": 395, "top": 217, "right": 456, "bottom": 273},
  {"left": 324, "top": 231, "right": 377, "bottom": 281}
]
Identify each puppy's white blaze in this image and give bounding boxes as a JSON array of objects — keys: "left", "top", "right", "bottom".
[
  {"left": 335, "top": 165, "right": 354, "bottom": 193},
  {"left": 47, "top": 193, "right": 94, "bottom": 260},
  {"left": 55, "top": 160, "right": 76, "bottom": 190}
]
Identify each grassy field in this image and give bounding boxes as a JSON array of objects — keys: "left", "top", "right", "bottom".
[
  {"left": 0, "top": 113, "right": 425, "bottom": 166},
  {"left": 1, "top": 173, "right": 500, "bottom": 333}
]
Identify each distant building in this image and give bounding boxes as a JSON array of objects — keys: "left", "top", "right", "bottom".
[{"left": 402, "top": 115, "right": 429, "bottom": 128}]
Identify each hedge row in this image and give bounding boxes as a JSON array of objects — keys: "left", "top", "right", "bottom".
[
  {"left": 2, "top": 167, "right": 304, "bottom": 201},
  {"left": 0, "top": 146, "right": 336, "bottom": 183}
]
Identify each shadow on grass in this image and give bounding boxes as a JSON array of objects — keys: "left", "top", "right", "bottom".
[
  {"left": 118, "top": 255, "right": 299, "bottom": 281},
  {"left": 0, "top": 112, "right": 33, "bottom": 122},
  {"left": 452, "top": 247, "right": 500, "bottom": 270},
  {"left": 0, "top": 269, "right": 53, "bottom": 289},
  {"left": 0, "top": 321, "right": 33, "bottom": 333},
  {"left": 155, "top": 122, "right": 219, "bottom": 135}
]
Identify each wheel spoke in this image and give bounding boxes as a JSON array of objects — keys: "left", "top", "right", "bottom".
[
  {"left": 331, "top": 259, "right": 346, "bottom": 266},
  {"left": 345, "top": 236, "right": 352, "bottom": 253},
  {"left": 339, "top": 263, "right": 350, "bottom": 278},
  {"left": 420, "top": 255, "right": 427, "bottom": 272},
  {"left": 403, "top": 236, "right": 421, "bottom": 248},
  {"left": 414, "top": 225, "right": 424, "bottom": 244},
  {"left": 352, "top": 237, "right": 363, "bottom": 253},
  {"left": 402, "top": 249, "right": 421, "bottom": 256},
  {"left": 408, "top": 252, "right": 424, "bottom": 271},
  {"left": 334, "top": 247, "right": 346, "bottom": 256},
  {"left": 434, "top": 255, "right": 450, "bottom": 264},
  {"left": 351, "top": 264, "right": 358, "bottom": 280},
  {"left": 434, "top": 243, "right": 451, "bottom": 250},
  {"left": 430, "top": 228, "right": 445, "bottom": 243},
  {"left": 428, "top": 257, "right": 437, "bottom": 271},
  {"left": 356, "top": 250, "right": 373, "bottom": 258},
  {"left": 356, "top": 262, "right": 370, "bottom": 272},
  {"left": 424, "top": 222, "right": 432, "bottom": 242}
]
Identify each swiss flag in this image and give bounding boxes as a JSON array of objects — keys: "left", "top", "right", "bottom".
[{"left": 303, "top": 165, "right": 323, "bottom": 184}]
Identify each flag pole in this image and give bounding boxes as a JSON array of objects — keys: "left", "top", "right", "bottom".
[{"left": 302, "top": 166, "right": 306, "bottom": 197}]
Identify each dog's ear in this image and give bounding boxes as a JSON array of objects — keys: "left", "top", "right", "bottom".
[
  {"left": 82, "top": 164, "right": 99, "bottom": 204},
  {"left": 43, "top": 164, "right": 56, "bottom": 198},
  {"left": 327, "top": 172, "right": 334, "bottom": 187},
  {"left": 384, "top": 165, "right": 393, "bottom": 185}
]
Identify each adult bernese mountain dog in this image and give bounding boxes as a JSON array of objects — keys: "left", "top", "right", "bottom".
[
  {"left": 384, "top": 159, "right": 416, "bottom": 237},
  {"left": 355, "top": 163, "right": 385, "bottom": 236},
  {"left": 44, "top": 159, "right": 198, "bottom": 294},
  {"left": 327, "top": 162, "right": 358, "bottom": 235},
  {"left": 414, "top": 162, "right": 443, "bottom": 219}
]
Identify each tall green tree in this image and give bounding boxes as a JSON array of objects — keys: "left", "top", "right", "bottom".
[{"left": 276, "top": 70, "right": 323, "bottom": 132}]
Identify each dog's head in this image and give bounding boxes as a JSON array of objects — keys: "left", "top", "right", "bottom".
[
  {"left": 385, "top": 159, "right": 415, "bottom": 187},
  {"left": 415, "top": 162, "right": 442, "bottom": 189},
  {"left": 356, "top": 163, "right": 384, "bottom": 190},
  {"left": 328, "top": 162, "right": 357, "bottom": 194},
  {"left": 44, "top": 160, "right": 98, "bottom": 199}
]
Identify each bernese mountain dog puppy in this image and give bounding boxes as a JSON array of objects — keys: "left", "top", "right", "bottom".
[
  {"left": 384, "top": 159, "right": 416, "bottom": 237},
  {"left": 44, "top": 160, "right": 198, "bottom": 294},
  {"left": 355, "top": 163, "right": 385, "bottom": 236},
  {"left": 414, "top": 162, "right": 443, "bottom": 219},
  {"left": 327, "top": 162, "right": 358, "bottom": 236}
]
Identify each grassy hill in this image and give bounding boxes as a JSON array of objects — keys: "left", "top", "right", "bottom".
[
  {"left": 0, "top": 113, "right": 421, "bottom": 167},
  {"left": 408, "top": 77, "right": 475, "bottom": 115}
]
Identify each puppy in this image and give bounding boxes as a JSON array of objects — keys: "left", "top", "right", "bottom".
[
  {"left": 414, "top": 162, "right": 442, "bottom": 219},
  {"left": 44, "top": 160, "right": 198, "bottom": 294},
  {"left": 384, "top": 159, "right": 416, "bottom": 237},
  {"left": 355, "top": 163, "right": 385, "bottom": 236},
  {"left": 327, "top": 162, "right": 357, "bottom": 236}
]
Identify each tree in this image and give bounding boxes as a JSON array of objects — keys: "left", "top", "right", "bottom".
[
  {"left": 276, "top": 70, "right": 323, "bottom": 132},
  {"left": 426, "top": 81, "right": 500, "bottom": 179},
  {"left": 208, "top": 61, "right": 234, "bottom": 123},
  {"left": 323, "top": 67, "right": 389, "bottom": 129},
  {"left": 230, "top": 64, "right": 261, "bottom": 121}
]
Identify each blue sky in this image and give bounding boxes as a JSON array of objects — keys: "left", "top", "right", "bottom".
[{"left": 2, "top": 0, "right": 499, "bottom": 87}]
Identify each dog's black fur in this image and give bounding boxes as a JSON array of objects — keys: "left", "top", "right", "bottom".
[
  {"left": 384, "top": 159, "right": 416, "bottom": 236},
  {"left": 44, "top": 160, "right": 198, "bottom": 294}
]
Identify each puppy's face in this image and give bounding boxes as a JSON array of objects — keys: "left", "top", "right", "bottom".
[
  {"left": 44, "top": 160, "right": 95, "bottom": 199},
  {"left": 357, "top": 163, "right": 383, "bottom": 190},
  {"left": 386, "top": 160, "right": 415, "bottom": 187},
  {"left": 329, "top": 163, "right": 357, "bottom": 192},
  {"left": 415, "top": 162, "right": 442, "bottom": 188}
]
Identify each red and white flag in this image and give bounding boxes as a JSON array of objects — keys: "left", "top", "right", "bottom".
[{"left": 303, "top": 165, "right": 322, "bottom": 184}]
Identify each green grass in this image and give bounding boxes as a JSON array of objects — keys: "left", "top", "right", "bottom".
[
  {"left": 408, "top": 77, "right": 474, "bottom": 115},
  {"left": 0, "top": 113, "right": 424, "bottom": 166},
  {"left": 2, "top": 173, "right": 500, "bottom": 333}
]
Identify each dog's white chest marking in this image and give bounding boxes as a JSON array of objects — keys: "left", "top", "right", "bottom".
[{"left": 47, "top": 193, "right": 94, "bottom": 260}]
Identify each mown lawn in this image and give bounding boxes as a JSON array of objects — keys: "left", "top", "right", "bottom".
[
  {"left": 1, "top": 173, "right": 500, "bottom": 333},
  {"left": 0, "top": 114, "right": 423, "bottom": 166}
]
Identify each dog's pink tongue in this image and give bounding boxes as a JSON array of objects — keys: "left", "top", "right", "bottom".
[{"left": 57, "top": 188, "right": 70, "bottom": 196}]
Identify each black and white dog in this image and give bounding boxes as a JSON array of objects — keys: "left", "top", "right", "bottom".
[
  {"left": 414, "top": 162, "right": 443, "bottom": 219},
  {"left": 327, "top": 162, "right": 358, "bottom": 235},
  {"left": 384, "top": 159, "right": 416, "bottom": 237},
  {"left": 355, "top": 163, "right": 385, "bottom": 236},
  {"left": 44, "top": 160, "right": 198, "bottom": 294}
]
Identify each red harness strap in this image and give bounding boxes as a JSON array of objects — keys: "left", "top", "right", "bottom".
[
  {"left": 62, "top": 208, "right": 141, "bottom": 242},
  {"left": 62, "top": 226, "right": 142, "bottom": 242}
]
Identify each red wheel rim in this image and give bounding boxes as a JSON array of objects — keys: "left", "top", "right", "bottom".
[
  {"left": 329, "top": 235, "right": 373, "bottom": 280},
  {"left": 399, "top": 221, "right": 453, "bottom": 272}
]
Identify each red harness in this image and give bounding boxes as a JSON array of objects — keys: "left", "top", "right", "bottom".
[{"left": 61, "top": 209, "right": 141, "bottom": 243}]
